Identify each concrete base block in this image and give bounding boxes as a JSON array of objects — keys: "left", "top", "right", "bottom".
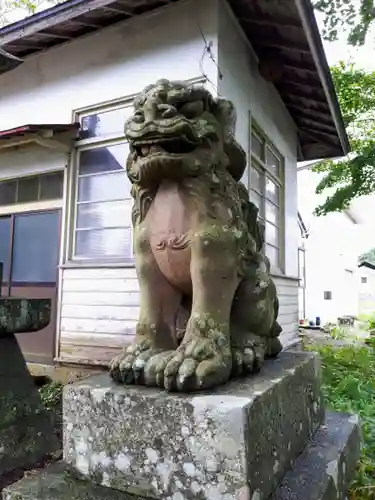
[
  {"left": 63, "top": 351, "right": 324, "bottom": 499},
  {"left": 272, "top": 411, "right": 361, "bottom": 500},
  {"left": 3, "top": 411, "right": 360, "bottom": 500}
]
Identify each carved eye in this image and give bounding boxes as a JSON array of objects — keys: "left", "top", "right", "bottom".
[
  {"left": 178, "top": 100, "right": 204, "bottom": 118},
  {"left": 133, "top": 110, "right": 144, "bottom": 123}
]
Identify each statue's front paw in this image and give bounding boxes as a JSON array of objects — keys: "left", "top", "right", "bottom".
[{"left": 158, "top": 338, "right": 232, "bottom": 392}]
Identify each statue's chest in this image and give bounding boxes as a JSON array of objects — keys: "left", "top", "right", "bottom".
[{"left": 145, "top": 181, "right": 194, "bottom": 292}]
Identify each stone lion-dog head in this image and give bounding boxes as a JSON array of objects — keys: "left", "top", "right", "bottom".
[{"left": 125, "top": 79, "right": 247, "bottom": 189}]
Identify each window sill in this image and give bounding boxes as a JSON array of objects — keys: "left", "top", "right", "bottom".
[{"left": 60, "top": 260, "right": 135, "bottom": 269}]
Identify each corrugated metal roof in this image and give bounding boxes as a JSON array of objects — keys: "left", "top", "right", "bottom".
[{"left": 0, "top": 123, "right": 80, "bottom": 138}]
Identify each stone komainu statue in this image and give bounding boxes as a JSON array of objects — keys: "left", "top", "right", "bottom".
[{"left": 110, "top": 79, "right": 282, "bottom": 392}]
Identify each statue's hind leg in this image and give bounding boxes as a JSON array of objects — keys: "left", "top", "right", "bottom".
[{"left": 230, "top": 271, "right": 282, "bottom": 377}]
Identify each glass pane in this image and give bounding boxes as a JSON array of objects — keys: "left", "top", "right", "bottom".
[
  {"left": 266, "top": 244, "right": 279, "bottom": 268},
  {"left": 75, "top": 227, "right": 132, "bottom": 259},
  {"left": 77, "top": 200, "right": 133, "bottom": 229},
  {"left": 80, "top": 107, "right": 132, "bottom": 139},
  {"left": 266, "top": 222, "right": 279, "bottom": 247},
  {"left": 266, "top": 148, "right": 280, "bottom": 176},
  {"left": 11, "top": 211, "right": 60, "bottom": 283},
  {"left": 0, "top": 181, "right": 16, "bottom": 205},
  {"left": 39, "top": 171, "right": 64, "bottom": 200},
  {"left": 250, "top": 189, "right": 263, "bottom": 215},
  {"left": 0, "top": 216, "right": 11, "bottom": 283},
  {"left": 266, "top": 177, "right": 280, "bottom": 205},
  {"left": 265, "top": 200, "right": 279, "bottom": 226},
  {"left": 251, "top": 133, "right": 263, "bottom": 159},
  {"left": 79, "top": 143, "right": 129, "bottom": 176},
  {"left": 78, "top": 171, "right": 131, "bottom": 203},
  {"left": 17, "top": 176, "right": 39, "bottom": 203},
  {"left": 250, "top": 166, "right": 262, "bottom": 192}
]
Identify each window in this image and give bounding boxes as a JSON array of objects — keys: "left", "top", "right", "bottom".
[
  {"left": 324, "top": 291, "right": 332, "bottom": 300},
  {"left": 361, "top": 276, "right": 368, "bottom": 284},
  {"left": 249, "top": 126, "right": 284, "bottom": 270},
  {"left": 0, "top": 216, "right": 11, "bottom": 283},
  {"left": 72, "top": 102, "right": 134, "bottom": 261},
  {"left": 0, "top": 211, "right": 60, "bottom": 287},
  {"left": 12, "top": 211, "right": 60, "bottom": 284},
  {"left": 0, "top": 171, "right": 63, "bottom": 206}
]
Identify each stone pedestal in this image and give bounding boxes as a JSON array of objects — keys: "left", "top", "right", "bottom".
[
  {"left": 3, "top": 351, "right": 360, "bottom": 500},
  {"left": 62, "top": 352, "right": 324, "bottom": 499},
  {"left": 0, "top": 335, "right": 59, "bottom": 475}
]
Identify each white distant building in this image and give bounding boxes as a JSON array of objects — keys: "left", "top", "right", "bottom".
[{"left": 298, "top": 164, "right": 375, "bottom": 324}]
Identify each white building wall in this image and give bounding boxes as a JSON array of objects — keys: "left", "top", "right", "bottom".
[
  {"left": 358, "top": 266, "right": 375, "bottom": 317},
  {"left": 217, "top": 2, "right": 300, "bottom": 346},
  {"left": 0, "top": 0, "right": 219, "bottom": 126}
]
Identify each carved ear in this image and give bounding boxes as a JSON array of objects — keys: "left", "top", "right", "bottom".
[{"left": 212, "top": 98, "right": 247, "bottom": 182}]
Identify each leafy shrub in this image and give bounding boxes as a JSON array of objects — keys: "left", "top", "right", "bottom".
[{"left": 306, "top": 343, "right": 375, "bottom": 499}]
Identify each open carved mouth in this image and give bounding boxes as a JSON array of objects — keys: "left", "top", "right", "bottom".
[{"left": 132, "top": 137, "right": 198, "bottom": 158}]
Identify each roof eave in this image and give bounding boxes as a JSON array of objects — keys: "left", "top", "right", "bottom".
[
  {"left": 294, "top": 0, "right": 350, "bottom": 157},
  {"left": 0, "top": 47, "right": 23, "bottom": 75},
  {"left": 0, "top": 123, "right": 80, "bottom": 152},
  {"left": 358, "top": 261, "right": 375, "bottom": 271}
]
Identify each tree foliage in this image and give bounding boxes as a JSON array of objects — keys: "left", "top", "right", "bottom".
[
  {"left": 359, "top": 247, "right": 375, "bottom": 264},
  {"left": 313, "top": 63, "right": 375, "bottom": 215},
  {"left": 0, "top": 0, "right": 61, "bottom": 26},
  {"left": 313, "top": 0, "right": 375, "bottom": 46}
]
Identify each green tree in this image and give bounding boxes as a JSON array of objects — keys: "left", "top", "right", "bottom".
[
  {"left": 359, "top": 247, "right": 375, "bottom": 264},
  {"left": 0, "top": 0, "right": 61, "bottom": 27},
  {"left": 313, "top": 62, "right": 375, "bottom": 215},
  {"left": 313, "top": 0, "right": 375, "bottom": 46}
]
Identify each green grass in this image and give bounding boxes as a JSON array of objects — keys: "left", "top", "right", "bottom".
[
  {"left": 305, "top": 342, "right": 375, "bottom": 499},
  {"left": 39, "top": 381, "right": 63, "bottom": 413}
]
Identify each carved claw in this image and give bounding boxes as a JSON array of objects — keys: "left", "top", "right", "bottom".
[
  {"left": 109, "top": 337, "right": 155, "bottom": 384},
  {"left": 230, "top": 334, "right": 267, "bottom": 377}
]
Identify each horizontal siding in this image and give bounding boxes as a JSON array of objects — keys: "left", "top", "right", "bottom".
[
  {"left": 273, "top": 275, "right": 299, "bottom": 348},
  {"left": 59, "top": 267, "right": 139, "bottom": 365},
  {"left": 58, "top": 268, "right": 299, "bottom": 365}
]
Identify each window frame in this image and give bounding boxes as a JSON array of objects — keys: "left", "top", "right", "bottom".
[
  {"left": 249, "top": 119, "right": 285, "bottom": 273},
  {"left": 68, "top": 97, "right": 135, "bottom": 264},
  {"left": 0, "top": 208, "right": 61, "bottom": 291},
  {"left": 0, "top": 170, "right": 64, "bottom": 208}
]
